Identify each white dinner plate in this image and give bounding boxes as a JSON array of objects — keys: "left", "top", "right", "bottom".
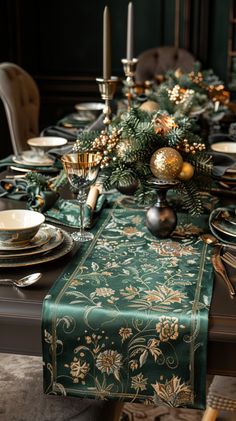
[
  {"left": 0, "top": 225, "right": 63, "bottom": 258},
  {"left": 211, "top": 142, "right": 236, "bottom": 153},
  {"left": 0, "top": 229, "right": 74, "bottom": 267}
]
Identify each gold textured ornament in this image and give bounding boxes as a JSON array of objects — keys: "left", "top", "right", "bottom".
[
  {"left": 178, "top": 162, "right": 195, "bottom": 181},
  {"left": 150, "top": 147, "right": 183, "bottom": 180},
  {"left": 140, "top": 100, "right": 159, "bottom": 113}
]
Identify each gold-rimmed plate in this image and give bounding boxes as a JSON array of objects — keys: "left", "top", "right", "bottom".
[
  {"left": 21, "top": 150, "right": 54, "bottom": 166},
  {"left": 0, "top": 224, "right": 51, "bottom": 251},
  {"left": 211, "top": 220, "right": 236, "bottom": 238},
  {"left": 0, "top": 229, "right": 74, "bottom": 267},
  {"left": 0, "top": 225, "right": 63, "bottom": 259}
]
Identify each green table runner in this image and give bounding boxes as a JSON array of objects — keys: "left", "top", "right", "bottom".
[{"left": 42, "top": 205, "right": 214, "bottom": 409}]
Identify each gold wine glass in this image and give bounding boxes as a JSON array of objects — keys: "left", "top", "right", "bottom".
[{"left": 61, "top": 152, "right": 102, "bottom": 242}]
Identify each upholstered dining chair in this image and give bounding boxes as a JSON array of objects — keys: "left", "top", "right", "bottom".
[
  {"left": 202, "top": 376, "right": 236, "bottom": 421},
  {"left": 135, "top": 46, "right": 196, "bottom": 84},
  {"left": 0, "top": 62, "right": 40, "bottom": 155}
]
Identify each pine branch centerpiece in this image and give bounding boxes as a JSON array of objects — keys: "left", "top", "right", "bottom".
[{"left": 74, "top": 107, "right": 213, "bottom": 217}]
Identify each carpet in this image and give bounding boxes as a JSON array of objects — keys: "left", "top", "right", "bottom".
[{"left": 0, "top": 353, "right": 204, "bottom": 421}]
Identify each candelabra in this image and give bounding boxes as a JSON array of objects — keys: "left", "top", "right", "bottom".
[
  {"left": 121, "top": 58, "right": 138, "bottom": 110},
  {"left": 96, "top": 77, "right": 119, "bottom": 128}
]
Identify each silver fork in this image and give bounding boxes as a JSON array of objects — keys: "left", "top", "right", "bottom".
[{"left": 221, "top": 251, "right": 236, "bottom": 269}]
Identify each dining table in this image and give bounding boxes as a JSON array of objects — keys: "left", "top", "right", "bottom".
[
  {"left": 0, "top": 177, "right": 235, "bottom": 377},
  {"left": 0, "top": 124, "right": 236, "bottom": 411}
]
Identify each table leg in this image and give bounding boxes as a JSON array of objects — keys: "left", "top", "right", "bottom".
[{"left": 202, "top": 406, "right": 220, "bottom": 421}]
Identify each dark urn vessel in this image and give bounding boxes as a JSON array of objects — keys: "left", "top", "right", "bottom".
[{"left": 145, "top": 178, "right": 178, "bottom": 238}]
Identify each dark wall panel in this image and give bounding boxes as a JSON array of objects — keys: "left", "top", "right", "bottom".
[{"left": 0, "top": 0, "right": 233, "bottom": 158}]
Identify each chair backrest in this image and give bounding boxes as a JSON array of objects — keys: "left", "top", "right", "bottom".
[
  {"left": 0, "top": 62, "right": 40, "bottom": 155},
  {"left": 135, "top": 46, "right": 196, "bottom": 84}
]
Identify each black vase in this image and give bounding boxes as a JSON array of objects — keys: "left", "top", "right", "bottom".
[{"left": 145, "top": 178, "right": 178, "bottom": 239}]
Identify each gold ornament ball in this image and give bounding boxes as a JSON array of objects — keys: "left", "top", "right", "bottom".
[
  {"left": 178, "top": 162, "right": 195, "bottom": 181},
  {"left": 140, "top": 100, "right": 159, "bottom": 113},
  {"left": 150, "top": 147, "right": 183, "bottom": 180}
]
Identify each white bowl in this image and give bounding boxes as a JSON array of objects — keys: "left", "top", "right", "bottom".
[
  {"left": 27, "top": 136, "right": 68, "bottom": 154},
  {"left": 0, "top": 210, "right": 45, "bottom": 245},
  {"left": 211, "top": 142, "right": 236, "bottom": 154},
  {"left": 74, "top": 102, "right": 104, "bottom": 113}
]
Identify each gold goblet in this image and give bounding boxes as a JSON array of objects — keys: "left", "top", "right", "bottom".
[{"left": 61, "top": 152, "right": 102, "bottom": 242}]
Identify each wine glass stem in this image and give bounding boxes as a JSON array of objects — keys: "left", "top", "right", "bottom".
[{"left": 77, "top": 189, "right": 86, "bottom": 235}]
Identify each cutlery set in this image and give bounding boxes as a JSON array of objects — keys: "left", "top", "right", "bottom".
[{"left": 221, "top": 251, "right": 236, "bottom": 269}]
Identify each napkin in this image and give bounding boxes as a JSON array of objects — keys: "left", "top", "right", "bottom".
[
  {"left": 45, "top": 186, "right": 107, "bottom": 229},
  {"left": 206, "top": 151, "right": 236, "bottom": 177},
  {"left": 0, "top": 178, "right": 28, "bottom": 200},
  {"left": 0, "top": 175, "right": 59, "bottom": 211}
]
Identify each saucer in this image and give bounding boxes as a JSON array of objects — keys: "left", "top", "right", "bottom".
[
  {"left": 13, "top": 154, "right": 54, "bottom": 167},
  {"left": 21, "top": 150, "right": 54, "bottom": 165},
  {"left": 0, "top": 223, "right": 51, "bottom": 251},
  {"left": 0, "top": 225, "right": 63, "bottom": 258}
]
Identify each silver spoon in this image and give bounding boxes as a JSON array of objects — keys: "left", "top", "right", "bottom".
[{"left": 0, "top": 273, "right": 42, "bottom": 288}]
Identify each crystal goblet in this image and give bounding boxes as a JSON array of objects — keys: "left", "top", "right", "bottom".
[{"left": 61, "top": 152, "right": 101, "bottom": 242}]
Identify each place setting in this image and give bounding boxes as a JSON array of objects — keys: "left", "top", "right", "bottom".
[
  {"left": 58, "top": 101, "right": 104, "bottom": 130},
  {"left": 0, "top": 209, "right": 74, "bottom": 268},
  {"left": 10, "top": 136, "right": 68, "bottom": 173}
]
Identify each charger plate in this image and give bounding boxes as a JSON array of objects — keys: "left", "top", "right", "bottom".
[
  {"left": 0, "top": 225, "right": 63, "bottom": 259},
  {"left": 211, "top": 219, "right": 236, "bottom": 238},
  {"left": 0, "top": 229, "right": 73, "bottom": 267}
]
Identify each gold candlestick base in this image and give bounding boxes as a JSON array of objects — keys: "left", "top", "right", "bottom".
[
  {"left": 121, "top": 58, "right": 138, "bottom": 110},
  {"left": 96, "top": 77, "right": 119, "bottom": 127}
]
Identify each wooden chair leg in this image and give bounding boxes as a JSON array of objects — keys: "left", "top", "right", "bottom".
[{"left": 201, "top": 406, "right": 220, "bottom": 421}]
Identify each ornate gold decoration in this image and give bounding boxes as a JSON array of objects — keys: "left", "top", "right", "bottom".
[
  {"left": 176, "top": 138, "right": 206, "bottom": 155},
  {"left": 168, "top": 85, "right": 194, "bottom": 105},
  {"left": 152, "top": 114, "right": 178, "bottom": 135},
  {"left": 207, "top": 84, "right": 230, "bottom": 105},
  {"left": 177, "top": 162, "right": 195, "bottom": 181},
  {"left": 150, "top": 147, "right": 183, "bottom": 180},
  {"left": 188, "top": 71, "right": 204, "bottom": 86},
  {"left": 92, "top": 127, "right": 123, "bottom": 168}
]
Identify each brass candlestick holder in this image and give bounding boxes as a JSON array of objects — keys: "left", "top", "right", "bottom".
[
  {"left": 96, "top": 77, "right": 119, "bottom": 128},
  {"left": 121, "top": 58, "right": 138, "bottom": 110}
]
